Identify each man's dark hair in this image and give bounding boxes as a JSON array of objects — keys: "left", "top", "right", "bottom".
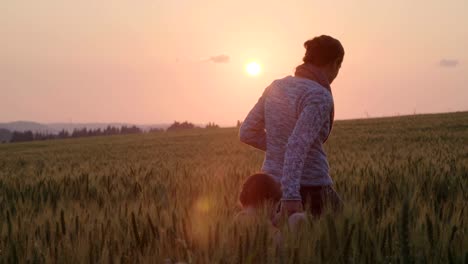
[
  {"left": 239, "top": 173, "right": 282, "bottom": 208},
  {"left": 303, "top": 35, "right": 344, "bottom": 66}
]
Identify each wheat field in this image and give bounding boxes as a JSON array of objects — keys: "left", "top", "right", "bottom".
[{"left": 0, "top": 112, "right": 467, "bottom": 263}]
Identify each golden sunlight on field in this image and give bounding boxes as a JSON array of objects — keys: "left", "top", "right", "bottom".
[
  {"left": 189, "top": 195, "right": 215, "bottom": 247},
  {"left": 0, "top": 112, "right": 466, "bottom": 262}
]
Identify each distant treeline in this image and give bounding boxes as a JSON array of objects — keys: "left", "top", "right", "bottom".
[
  {"left": 166, "top": 121, "right": 220, "bottom": 131},
  {"left": 1, "top": 121, "right": 222, "bottom": 144},
  {"left": 0, "top": 128, "right": 12, "bottom": 143},
  {"left": 8, "top": 125, "right": 147, "bottom": 143}
]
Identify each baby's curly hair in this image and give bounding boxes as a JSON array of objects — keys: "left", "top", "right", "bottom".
[{"left": 239, "top": 173, "right": 282, "bottom": 208}]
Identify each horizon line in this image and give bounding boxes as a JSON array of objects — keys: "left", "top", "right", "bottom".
[{"left": 1, "top": 109, "right": 467, "bottom": 128}]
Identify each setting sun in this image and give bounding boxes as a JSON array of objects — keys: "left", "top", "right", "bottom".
[{"left": 245, "top": 62, "right": 261, "bottom": 76}]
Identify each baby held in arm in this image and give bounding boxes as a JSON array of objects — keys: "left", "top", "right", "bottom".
[{"left": 235, "top": 173, "right": 307, "bottom": 233}]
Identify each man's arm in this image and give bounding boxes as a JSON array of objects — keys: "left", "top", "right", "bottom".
[
  {"left": 280, "top": 93, "right": 332, "bottom": 201},
  {"left": 239, "top": 88, "right": 269, "bottom": 151}
]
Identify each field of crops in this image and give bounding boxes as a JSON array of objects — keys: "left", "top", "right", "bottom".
[{"left": 0, "top": 112, "right": 467, "bottom": 263}]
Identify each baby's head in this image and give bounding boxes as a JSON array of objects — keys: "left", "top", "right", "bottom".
[{"left": 239, "top": 173, "right": 282, "bottom": 212}]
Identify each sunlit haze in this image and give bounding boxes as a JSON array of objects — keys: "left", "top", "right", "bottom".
[{"left": 1, "top": 1, "right": 467, "bottom": 126}]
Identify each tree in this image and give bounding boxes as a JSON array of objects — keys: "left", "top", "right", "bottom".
[
  {"left": 0, "top": 128, "right": 12, "bottom": 143},
  {"left": 167, "top": 121, "right": 196, "bottom": 131},
  {"left": 58, "top": 130, "right": 69, "bottom": 139},
  {"left": 206, "top": 122, "right": 219, "bottom": 129},
  {"left": 104, "top": 126, "right": 119, "bottom": 136},
  {"left": 10, "top": 130, "right": 34, "bottom": 142},
  {"left": 72, "top": 128, "right": 89, "bottom": 138},
  {"left": 120, "top": 125, "right": 142, "bottom": 134}
]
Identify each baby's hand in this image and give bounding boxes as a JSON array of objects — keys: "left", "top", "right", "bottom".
[
  {"left": 272, "top": 200, "right": 303, "bottom": 227},
  {"left": 288, "top": 212, "right": 307, "bottom": 231}
]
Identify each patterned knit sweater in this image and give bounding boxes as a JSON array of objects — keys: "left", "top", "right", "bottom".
[{"left": 239, "top": 75, "right": 334, "bottom": 200}]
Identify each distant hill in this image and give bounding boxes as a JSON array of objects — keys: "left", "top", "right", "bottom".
[{"left": 0, "top": 121, "right": 54, "bottom": 133}]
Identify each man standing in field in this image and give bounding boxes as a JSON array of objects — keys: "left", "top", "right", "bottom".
[{"left": 239, "top": 35, "right": 344, "bottom": 221}]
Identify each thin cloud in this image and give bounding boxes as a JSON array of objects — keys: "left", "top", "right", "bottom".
[
  {"left": 439, "top": 59, "right": 459, "bottom": 68},
  {"left": 207, "top": 54, "right": 230, "bottom": 63}
]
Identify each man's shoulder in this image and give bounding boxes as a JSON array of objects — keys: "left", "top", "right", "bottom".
[
  {"left": 297, "top": 80, "right": 332, "bottom": 106},
  {"left": 266, "top": 76, "right": 332, "bottom": 108},
  {"left": 274, "top": 76, "right": 330, "bottom": 93}
]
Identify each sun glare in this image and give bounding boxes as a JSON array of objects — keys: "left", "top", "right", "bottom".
[{"left": 245, "top": 62, "right": 261, "bottom": 76}]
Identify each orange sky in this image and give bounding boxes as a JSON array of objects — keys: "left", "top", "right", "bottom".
[{"left": 1, "top": 1, "right": 467, "bottom": 126}]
